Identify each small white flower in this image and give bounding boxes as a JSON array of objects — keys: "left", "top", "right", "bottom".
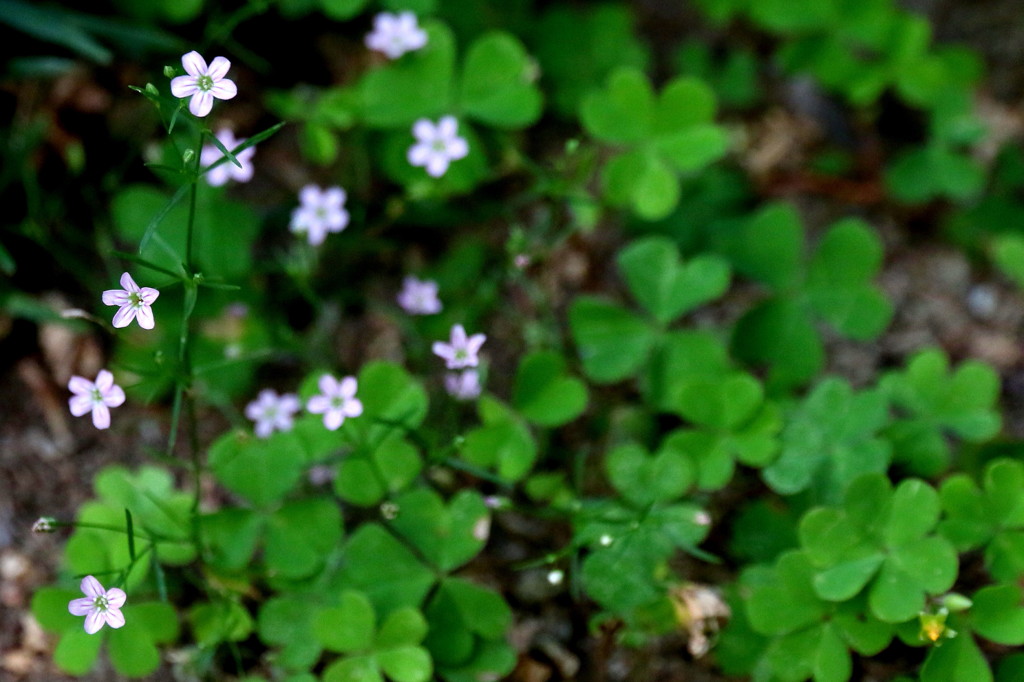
[
  {"left": 201, "top": 128, "right": 255, "bottom": 187},
  {"left": 433, "top": 324, "right": 486, "bottom": 369},
  {"left": 169, "top": 51, "right": 237, "bottom": 118},
  {"left": 290, "top": 184, "right": 350, "bottom": 246},
  {"left": 547, "top": 569, "right": 564, "bottom": 586},
  {"left": 68, "top": 576, "right": 126, "bottom": 635},
  {"left": 306, "top": 375, "right": 363, "bottom": 431},
  {"left": 407, "top": 116, "right": 469, "bottom": 178},
  {"left": 445, "top": 369, "right": 482, "bottom": 401},
  {"left": 102, "top": 272, "right": 160, "bottom": 330},
  {"left": 68, "top": 370, "right": 126, "bottom": 430},
  {"left": 365, "top": 11, "right": 428, "bottom": 59},
  {"left": 245, "top": 389, "right": 301, "bottom": 438},
  {"left": 397, "top": 276, "right": 442, "bottom": 315}
]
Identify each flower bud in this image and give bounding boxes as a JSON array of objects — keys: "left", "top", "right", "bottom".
[{"left": 32, "top": 517, "right": 56, "bottom": 533}]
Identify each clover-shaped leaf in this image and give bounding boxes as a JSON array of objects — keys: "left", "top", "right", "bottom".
[
  {"left": 880, "top": 348, "right": 1001, "bottom": 476},
  {"left": 335, "top": 431, "right": 423, "bottom": 507},
  {"left": 258, "top": 595, "right": 323, "bottom": 671},
  {"left": 209, "top": 430, "right": 307, "bottom": 508},
  {"left": 728, "top": 207, "right": 892, "bottom": 389},
  {"left": 512, "top": 350, "right": 588, "bottom": 427},
  {"left": 424, "top": 578, "right": 514, "bottom": 678},
  {"left": 388, "top": 488, "right": 489, "bottom": 573},
  {"left": 616, "top": 236, "right": 731, "bottom": 325},
  {"left": 460, "top": 31, "right": 542, "bottom": 128},
  {"left": 335, "top": 524, "right": 436, "bottom": 615},
  {"left": 939, "top": 458, "right": 1024, "bottom": 582},
  {"left": 743, "top": 550, "right": 893, "bottom": 682},
  {"left": 798, "top": 474, "right": 958, "bottom": 623},
  {"left": 569, "top": 296, "right": 656, "bottom": 384},
  {"left": 460, "top": 395, "right": 538, "bottom": 481},
  {"left": 763, "top": 377, "right": 891, "bottom": 502},
  {"left": 640, "top": 330, "right": 732, "bottom": 412},
  {"left": 605, "top": 441, "right": 693, "bottom": 506},
  {"left": 581, "top": 68, "right": 729, "bottom": 220}
]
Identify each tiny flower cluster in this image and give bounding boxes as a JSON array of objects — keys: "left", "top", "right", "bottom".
[{"left": 245, "top": 374, "right": 363, "bottom": 437}]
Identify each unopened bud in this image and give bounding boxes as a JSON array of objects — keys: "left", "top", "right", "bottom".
[
  {"left": 380, "top": 501, "right": 399, "bottom": 520},
  {"left": 145, "top": 83, "right": 159, "bottom": 96},
  {"left": 182, "top": 149, "right": 195, "bottom": 164},
  {"left": 163, "top": 65, "right": 176, "bottom": 79},
  {"left": 32, "top": 517, "right": 56, "bottom": 533}
]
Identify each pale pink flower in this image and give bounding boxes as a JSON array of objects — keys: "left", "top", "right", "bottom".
[
  {"left": 433, "top": 324, "right": 486, "bottom": 369},
  {"left": 445, "top": 369, "right": 482, "bottom": 401},
  {"left": 397, "top": 276, "right": 442, "bottom": 315},
  {"left": 290, "top": 184, "right": 349, "bottom": 246},
  {"left": 201, "top": 128, "right": 255, "bottom": 187},
  {"left": 68, "top": 370, "right": 125, "bottom": 430},
  {"left": 306, "top": 375, "right": 363, "bottom": 431},
  {"left": 365, "top": 11, "right": 428, "bottom": 59},
  {"left": 170, "top": 50, "right": 237, "bottom": 117},
  {"left": 68, "top": 576, "right": 126, "bottom": 634},
  {"left": 102, "top": 272, "right": 159, "bottom": 330},
  {"left": 245, "top": 389, "right": 301, "bottom": 438},
  {"left": 408, "top": 116, "right": 468, "bottom": 178}
]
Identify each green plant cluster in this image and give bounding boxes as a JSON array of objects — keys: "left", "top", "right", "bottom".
[{"left": 6, "top": 0, "right": 1024, "bottom": 681}]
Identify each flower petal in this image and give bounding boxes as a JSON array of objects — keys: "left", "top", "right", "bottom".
[
  {"left": 103, "top": 607, "right": 126, "bottom": 629},
  {"left": 466, "top": 333, "right": 487, "bottom": 355},
  {"left": 306, "top": 395, "right": 330, "bottom": 414},
  {"left": 207, "top": 56, "right": 232, "bottom": 80},
  {"left": 68, "top": 376, "right": 93, "bottom": 395},
  {"left": 181, "top": 50, "right": 208, "bottom": 77},
  {"left": 84, "top": 610, "right": 105, "bottom": 634},
  {"left": 139, "top": 287, "right": 160, "bottom": 305},
  {"left": 432, "top": 341, "right": 455, "bottom": 362},
  {"left": 412, "top": 119, "right": 435, "bottom": 141},
  {"left": 102, "top": 289, "right": 129, "bottom": 306},
  {"left": 339, "top": 376, "right": 358, "bottom": 398},
  {"left": 446, "top": 137, "right": 469, "bottom": 160},
  {"left": 425, "top": 154, "right": 449, "bottom": 177},
  {"left": 254, "top": 419, "right": 273, "bottom": 438},
  {"left": 105, "top": 588, "right": 127, "bottom": 609},
  {"left": 323, "top": 409, "right": 344, "bottom": 431},
  {"left": 210, "top": 78, "right": 237, "bottom": 100},
  {"left": 438, "top": 116, "right": 458, "bottom": 139},
  {"left": 344, "top": 398, "right": 363, "bottom": 418},
  {"left": 279, "top": 394, "right": 301, "bottom": 413},
  {"left": 189, "top": 90, "right": 215, "bottom": 118},
  {"left": 95, "top": 370, "right": 114, "bottom": 391},
  {"left": 68, "top": 597, "right": 95, "bottom": 616},
  {"left": 318, "top": 374, "right": 339, "bottom": 396},
  {"left": 299, "top": 184, "right": 321, "bottom": 208},
  {"left": 135, "top": 305, "right": 155, "bottom": 330},
  {"left": 451, "top": 325, "right": 467, "bottom": 346},
  {"left": 103, "top": 385, "right": 126, "bottom": 408},
  {"left": 407, "top": 143, "right": 432, "bottom": 167},
  {"left": 111, "top": 304, "right": 136, "bottom": 328},
  {"left": 92, "top": 404, "right": 111, "bottom": 429},
  {"left": 119, "top": 272, "right": 139, "bottom": 292},
  {"left": 170, "top": 76, "right": 198, "bottom": 98},
  {"left": 69, "top": 395, "right": 94, "bottom": 417},
  {"left": 80, "top": 576, "right": 105, "bottom": 599}
]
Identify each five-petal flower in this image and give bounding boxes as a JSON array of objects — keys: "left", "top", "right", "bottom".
[
  {"left": 290, "top": 184, "right": 350, "bottom": 246},
  {"left": 102, "top": 272, "right": 160, "bottom": 330},
  {"left": 201, "top": 128, "right": 255, "bottom": 187},
  {"left": 365, "top": 11, "right": 428, "bottom": 59},
  {"left": 68, "top": 576, "right": 126, "bottom": 634},
  {"left": 245, "top": 389, "right": 301, "bottom": 438},
  {"left": 68, "top": 370, "right": 126, "bottom": 430},
  {"left": 407, "top": 116, "right": 469, "bottom": 178},
  {"left": 307, "top": 374, "right": 363, "bottom": 430},
  {"left": 169, "top": 50, "right": 237, "bottom": 118},
  {"left": 397, "top": 275, "right": 442, "bottom": 315},
  {"left": 432, "top": 324, "right": 486, "bottom": 369}
]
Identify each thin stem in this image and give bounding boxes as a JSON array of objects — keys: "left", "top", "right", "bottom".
[{"left": 185, "top": 128, "right": 203, "bottom": 275}]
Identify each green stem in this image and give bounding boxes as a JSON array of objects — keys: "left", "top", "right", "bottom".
[{"left": 185, "top": 129, "right": 203, "bottom": 275}]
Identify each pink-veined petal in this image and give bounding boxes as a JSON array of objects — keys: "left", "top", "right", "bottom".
[
  {"left": 119, "top": 272, "right": 139, "bottom": 293},
  {"left": 412, "top": 119, "right": 435, "bottom": 141},
  {"left": 323, "top": 409, "right": 344, "bottom": 431},
  {"left": 344, "top": 398, "right": 363, "bottom": 418},
  {"left": 339, "top": 376, "right": 358, "bottom": 398},
  {"left": 68, "top": 597, "right": 95, "bottom": 616},
  {"left": 103, "top": 385, "right": 126, "bottom": 408},
  {"left": 91, "top": 404, "right": 111, "bottom": 429},
  {"left": 84, "top": 610, "right": 105, "bottom": 634},
  {"left": 447, "top": 137, "right": 469, "bottom": 160},
  {"left": 102, "top": 289, "right": 129, "bottom": 306},
  {"left": 210, "top": 78, "right": 237, "bottom": 100},
  {"left": 170, "top": 75, "right": 198, "bottom": 98},
  {"left": 103, "top": 607, "right": 126, "bottom": 629},
  {"left": 135, "top": 305, "right": 155, "bottom": 330},
  {"left": 189, "top": 90, "right": 214, "bottom": 117},
  {"left": 111, "top": 304, "right": 136, "bottom": 328},
  {"left": 306, "top": 395, "right": 330, "bottom": 414},
  {"left": 105, "top": 588, "right": 127, "bottom": 609},
  {"left": 181, "top": 50, "right": 207, "bottom": 77},
  {"left": 438, "top": 116, "right": 458, "bottom": 138},
  {"left": 69, "top": 394, "right": 94, "bottom": 417},
  {"left": 139, "top": 287, "right": 160, "bottom": 305},
  {"left": 425, "top": 154, "right": 449, "bottom": 177},
  {"left": 80, "top": 576, "right": 105, "bottom": 599},
  {"left": 207, "top": 56, "right": 231, "bottom": 80},
  {"left": 68, "top": 376, "right": 93, "bottom": 395},
  {"left": 94, "top": 370, "right": 113, "bottom": 391}
]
